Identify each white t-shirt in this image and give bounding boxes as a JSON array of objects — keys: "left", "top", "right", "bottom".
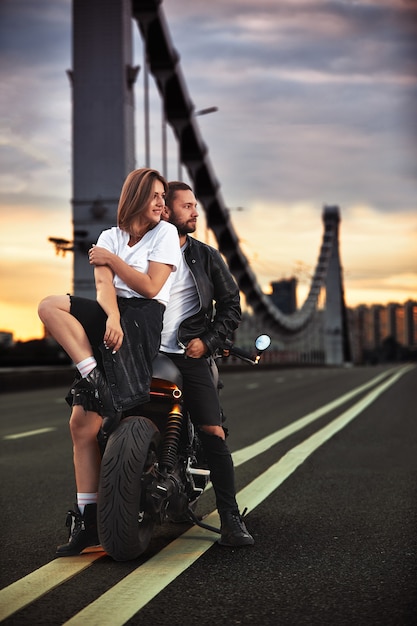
[
  {"left": 96, "top": 221, "right": 180, "bottom": 306},
  {"left": 160, "top": 241, "right": 200, "bottom": 353}
]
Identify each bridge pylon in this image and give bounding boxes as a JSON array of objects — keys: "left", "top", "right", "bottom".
[
  {"left": 71, "top": 0, "right": 137, "bottom": 298},
  {"left": 68, "top": 0, "right": 351, "bottom": 366},
  {"left": 322, "top": 206, "right": 351, "bottom": 365}
]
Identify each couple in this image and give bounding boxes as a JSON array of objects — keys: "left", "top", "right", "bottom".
[{"left": 38, "top": 167, "right": 254, "bottom": 555}]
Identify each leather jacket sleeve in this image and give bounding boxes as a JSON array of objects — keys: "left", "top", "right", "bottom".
[
  {"left": 201, "top": 248, "right": 241, "bottom": 355},
  {"left": 179, "top": 239, "right": 241, "bottom": 355}
]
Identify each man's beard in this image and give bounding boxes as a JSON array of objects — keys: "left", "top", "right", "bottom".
[{"left": 177, "top": 221, "right": 196, "bottom": 236}]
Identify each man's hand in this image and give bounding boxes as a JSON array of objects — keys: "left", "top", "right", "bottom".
[{"left": 185, "top": 338, "right": 208, "bottom": 358}]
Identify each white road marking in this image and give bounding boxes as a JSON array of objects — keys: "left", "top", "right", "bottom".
[
  {"left": 3, "top": 427, "right": 55, "bottom": 440},
  {"left": 232, "top": 366, "right": 402, "bottom": 467},
  {"left": 0, "top": 552, "right": 104, "bottom": 621},
  {"left": 62, "top": 365, "right": 412, "bottom": 626},
  {"left": 0, "top": 364, "right": 412, "bottom": 624}
]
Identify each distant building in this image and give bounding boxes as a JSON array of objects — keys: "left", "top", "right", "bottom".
[
  {"left": 0, "top": 331, "right": 14, "bottom": 348},
  {"left": 348, "top": 300, "right": 416, "bottom": 363},
  {"left": 404, "top": 300, "right": 417, "bottom": 348},
  {"left": 235, "top": 298, "right": 416, "bottom": 366},
  {"left": 269, "top": 278, "right": 297, "bottom": 314}
]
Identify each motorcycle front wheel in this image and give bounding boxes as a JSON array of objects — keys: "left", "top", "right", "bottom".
[{"left": 98, "top": 416, "right": 160, "bottom": 561}]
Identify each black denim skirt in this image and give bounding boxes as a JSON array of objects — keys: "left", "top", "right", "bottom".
[{"left": 67, "top": 296, "right": 164, "bottom": 411}]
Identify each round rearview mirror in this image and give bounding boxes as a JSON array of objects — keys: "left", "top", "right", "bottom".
[{"left": 255, "top": 334, "right": 271, "bottom": 351}]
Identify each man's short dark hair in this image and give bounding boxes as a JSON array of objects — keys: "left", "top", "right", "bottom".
[{"left": 166, "top": 181, "right": 193, "bottom": 209}]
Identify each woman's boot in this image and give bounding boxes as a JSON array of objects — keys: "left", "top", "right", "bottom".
[{"left": 56, "top": 503, "right": 100, "bottom": 557}]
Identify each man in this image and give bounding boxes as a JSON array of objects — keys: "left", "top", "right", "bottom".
[{"left": 161, "top": 181, "right": 254, "bottom": 547}]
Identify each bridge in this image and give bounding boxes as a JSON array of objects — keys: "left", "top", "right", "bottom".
[{"left": 63, "top": 0, "right": 351, "bottom": 366}]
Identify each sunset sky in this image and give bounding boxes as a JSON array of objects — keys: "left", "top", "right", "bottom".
[{"left": 1, "top": 0, "right": 416, "bottom": 342}]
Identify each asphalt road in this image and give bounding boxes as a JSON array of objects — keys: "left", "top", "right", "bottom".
[{"left": 0, "top": 363, "right": 416, "bottom": 625}]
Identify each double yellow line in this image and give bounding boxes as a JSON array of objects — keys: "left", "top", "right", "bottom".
[{"left": 1, "top": 364, "right": 413, "bottom": 624}]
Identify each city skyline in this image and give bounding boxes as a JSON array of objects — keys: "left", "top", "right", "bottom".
[{"left": 1, "top": 0, "right": 416, "bottom": 341}]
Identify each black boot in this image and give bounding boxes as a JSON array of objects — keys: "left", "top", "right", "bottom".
[
  {"left": 85, "top": 367, "right": 117, "bottom": 419},
  {"left": 218, "top": 510, "right": 255, "bottom": 547},
  {"left": 56, "top": 504, "right": 100, "bottom": 557}
]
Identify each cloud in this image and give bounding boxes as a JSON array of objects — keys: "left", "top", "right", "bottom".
[
  {"left": 0, "top": 0, "right": 71, "bottom": 206},
  {"left": 0, "top": 0, "right": 71, "bottom": 64},
  {"left": 206, "top": 200, "right": 417, "bottom": 308},
  {"left": 160, "top": 0, "right": 417, "bottom": 213},
  {"left": 0, "top": 0, "right": 416, "bottom": 340}
]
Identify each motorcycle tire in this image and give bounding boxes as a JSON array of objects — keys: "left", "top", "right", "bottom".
[{"left": 97, "top": 416, "right": 160, "bottom": 561}]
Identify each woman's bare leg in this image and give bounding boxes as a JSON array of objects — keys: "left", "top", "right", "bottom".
[
  {"left": 38, "top": 295, "right": 95, "bottom": 363},
  {"left": 56, "top": 405, "right": 102, "bottom": 556},
  {"left": 39, "top": 294, "right": 116, "bottom": 419},
  {"left": 69, "top": 405, "right": 103, "bottom": 493}
]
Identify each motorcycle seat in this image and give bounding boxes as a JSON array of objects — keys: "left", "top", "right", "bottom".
[{"left": 151, "top": 352, "right": 183, "bottom": 389}]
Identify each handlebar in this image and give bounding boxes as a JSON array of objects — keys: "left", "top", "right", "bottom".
[
  {"left": 227, "top": 345, "right": 262, "bottom": 365},
  {"left": 222, "top": 334, "right": 271, "bottom": 365}
]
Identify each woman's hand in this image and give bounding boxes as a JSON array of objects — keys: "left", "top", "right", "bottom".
[
  {"left": 89, "top": 245, "right": 114, "bottom": 267},
  {"left": 103, "top": 314, "right": 124, "bottom": 353}
]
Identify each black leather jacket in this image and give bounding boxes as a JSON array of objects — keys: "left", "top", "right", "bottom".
[{"left": 176, "top": 235, "right": 241, "bottom": 355}]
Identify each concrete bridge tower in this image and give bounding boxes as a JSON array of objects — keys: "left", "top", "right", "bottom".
[
  {"left": 323, "top": 206, "right": 351, "bottom": 365},
  {"left": 71, "top": 0, "right": 137, "bottom": 297}
]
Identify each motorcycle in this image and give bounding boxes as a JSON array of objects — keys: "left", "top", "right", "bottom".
[{"left": 97, "top": 334, "right": 271, "bottom": 561}]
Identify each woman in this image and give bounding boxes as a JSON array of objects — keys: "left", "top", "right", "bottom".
[{"left": 38, "top": 168, "right": 180, "bottom": 556}]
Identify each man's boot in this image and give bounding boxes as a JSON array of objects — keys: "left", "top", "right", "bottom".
[
  {"left": 218, "top": 510, "right": 255, "bottom": 547},
  {"left": 56, "top": 503, "right": 100, "bottom": 557}
]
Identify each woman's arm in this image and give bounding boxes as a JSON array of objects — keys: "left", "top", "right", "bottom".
[
  {"left": 89, "top": 246, "right": 172, "bottom": 298},
  {"left": 94, "top": 264, "right": 123, "bottom": 352}
]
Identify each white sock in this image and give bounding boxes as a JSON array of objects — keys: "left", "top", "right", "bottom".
[
  {"left": 77, "top": 492, "right": 98, "bottom": 514},
  {"left": 76, "top": 356, "right": 97, "bottom": 378}
]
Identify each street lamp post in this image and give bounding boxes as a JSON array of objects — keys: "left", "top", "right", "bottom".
[
  {"left": 195, "top": 106, "right": 218, "bottom": 117},
  {"left": 162, "top": 100, "right": 167, "bottom": 178},
  {"left": 143, "top": 41, "right": 150, "bottom": 168}
]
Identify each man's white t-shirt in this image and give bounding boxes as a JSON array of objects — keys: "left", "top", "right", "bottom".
[
  {"left": 96, "top": 221, "right": 180, "bottom": 306},
  {"left": 160, "top": 241, "right": 200, "bottom": 353}
]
